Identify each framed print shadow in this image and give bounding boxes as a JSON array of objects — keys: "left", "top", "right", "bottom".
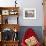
[{"left": 23, "top": 8, "right": 36, "bottom": 19}]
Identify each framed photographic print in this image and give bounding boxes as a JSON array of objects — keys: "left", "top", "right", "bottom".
[
  {"left": 23, "top": 8, "right": 36, "bottom": 19},
  {"left": 0, "top": 32, "right": 1, "bottom": 41},
  {"left": 2, "top": 28, "right": 13, "bottom": 41},
  {"left": 2, "top": 10, "right": 9, "bottom": 15},
  {"left": 8, "top": 16, "right": 18, "bottom": 24},
  {"left": 0, "top": 15, "right": 1, "bottom": 24}
]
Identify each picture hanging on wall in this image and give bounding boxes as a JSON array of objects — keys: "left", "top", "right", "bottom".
[
  {"left": 23, "top": 8, "right": 36, "bottom": 19},
  {"left": 0, "top": 32, "right": 1, "bottom": 41}
]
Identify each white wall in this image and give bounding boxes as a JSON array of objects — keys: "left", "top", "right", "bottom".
[
  {"left": 19, "top": 0, "right": 44, "bottom": 26},
  {"left": 0, "top": 0, "right": 43, "bottom": 26},
  {"left": 0, "top": 0, "right": 23, "bottom": 7},
  {"left": 0, "top": 0, "right": 15, "bottom": 7}
]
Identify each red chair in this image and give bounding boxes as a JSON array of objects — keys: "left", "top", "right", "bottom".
[{"left": 21, "top": 28, "right": 41, "bottom": 46}]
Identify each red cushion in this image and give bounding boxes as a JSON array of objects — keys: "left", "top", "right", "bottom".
[{"left": 21, "top": 28, "right": 41, "bottom": 46}]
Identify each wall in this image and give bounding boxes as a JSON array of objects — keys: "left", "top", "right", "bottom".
[
  {"left": 18, "top": 26, "right": 43, "bottom": 43},
  {"left": 0, "top": 0, "right": 44, "bottom": 44},
  {"left": 43, "top": 0, "right": 46, "bottom": 27},
  {"left": 0, "top": 0, "right": 44, "bottom": 26},
  {"left": 19, "top": 0, "right": 44, "bottom": 26}
]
